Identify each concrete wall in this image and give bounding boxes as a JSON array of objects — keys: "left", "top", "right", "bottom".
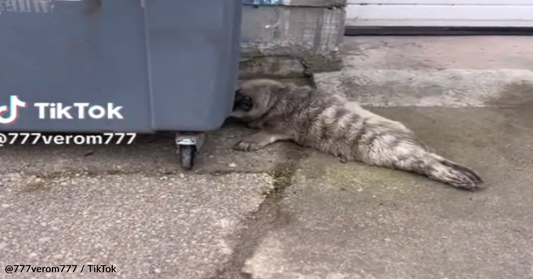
[{"left": 239, "top": 0, "right": 347, "bottom": 79}]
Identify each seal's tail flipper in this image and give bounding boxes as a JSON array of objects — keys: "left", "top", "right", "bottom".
[
  {"left": 391, "top": 152, "right": 484, "bottom": 190},
  {"left": 422, "top": 153, "right": 483, "bottom": 190}
]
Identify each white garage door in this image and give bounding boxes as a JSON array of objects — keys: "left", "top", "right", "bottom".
[{"left": 346, "top": 0, "right": 533, "bottom": 27}]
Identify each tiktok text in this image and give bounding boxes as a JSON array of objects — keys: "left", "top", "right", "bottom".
[{"left": 34, "top": 103, "right": 123, "bottom": 120}]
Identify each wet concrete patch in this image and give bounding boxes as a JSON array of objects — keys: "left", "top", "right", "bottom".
[{"left": 485, "top": 80, "right": 533, "bottom": 108}]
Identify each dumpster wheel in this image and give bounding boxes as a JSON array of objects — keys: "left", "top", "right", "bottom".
[
  {"left": 175, "top": 133, "right": 205, "bottom": 171},
  {"left": 178, "top": 145, "right": 196, "bottom": 170}
]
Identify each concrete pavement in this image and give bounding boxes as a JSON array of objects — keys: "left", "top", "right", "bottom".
[
  {"left": 1, "top": 172, "right": 272, "bottom": 278},
  {"left": 1, "top": 36, "right": 533, "bottom": 279}
]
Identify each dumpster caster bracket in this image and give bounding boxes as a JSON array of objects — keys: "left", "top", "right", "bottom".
[{"left": 175, "top": 133, "right": 205, "bottom": 170}]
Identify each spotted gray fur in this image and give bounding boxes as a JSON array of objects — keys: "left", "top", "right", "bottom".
[{"left": 230, "top": 79, "right": 484, "bottom": 190}]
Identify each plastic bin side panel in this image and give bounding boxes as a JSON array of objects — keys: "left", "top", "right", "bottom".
[
  {"left": 144, "top": 0, "right": 241, "bottom": 132},
  {"left": 0, "top": 0, "right": 153, "bottom": 133}
]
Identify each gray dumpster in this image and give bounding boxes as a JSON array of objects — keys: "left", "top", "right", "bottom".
[{"left": 0, "top": 0, "right": 242, "bottom": 169}]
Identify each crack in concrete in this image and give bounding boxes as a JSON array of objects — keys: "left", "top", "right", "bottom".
[{"left": 210, "top": 148, "right": 309, "bottom": 279}]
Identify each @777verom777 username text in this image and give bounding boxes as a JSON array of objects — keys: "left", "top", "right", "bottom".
[{"left": 0, "top": 133, "right": 137, "bottom": 146}]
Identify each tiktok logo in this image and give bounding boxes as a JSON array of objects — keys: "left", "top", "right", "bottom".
[{"left": 0, "top": 95, "right": 27, "bottom": 125}]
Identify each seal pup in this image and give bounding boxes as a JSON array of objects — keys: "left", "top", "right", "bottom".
[{"left": 230, "top": 79, "right": 483, "bottom": 190}]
